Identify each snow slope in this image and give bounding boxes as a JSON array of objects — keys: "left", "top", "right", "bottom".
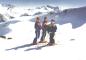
[
  {"left": 0, "top": 19, "right": 86, "bottom": 60},
  {"left": 0, "top": 5, "right": 86, "bottom": 60},
  {"left": 57, "top": 6, "right": 86, "bottom": 28}
]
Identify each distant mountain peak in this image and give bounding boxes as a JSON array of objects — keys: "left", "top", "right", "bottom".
[
  {"left": 36, "top": 5, "right": 59, "bottom": 12},
  {"left": 47, "top": 5, "right": 59, "bottom": 9},
  {"left": 1, "top": 3, "right": 15, "bottom": 7},
  {"left": 1, "top": 3, "right": 15, "bottom": 10}
]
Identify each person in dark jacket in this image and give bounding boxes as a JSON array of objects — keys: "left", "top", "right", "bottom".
[
  {"left": 47, "top": 19, "right": 57, "bottom": 46},
  {"left": 39, "top": 17, "right": 49, "bottom": 43},
  {"left": 33, "top": 17, "right": 42, "bottom": 45}
]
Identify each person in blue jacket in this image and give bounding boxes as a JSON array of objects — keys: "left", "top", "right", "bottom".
[
  {"left": 33, "top": 17, "right": 42, "bottom": 45},
  {"left": 47, "top": 19, "right": 57, "bottom": 46}
]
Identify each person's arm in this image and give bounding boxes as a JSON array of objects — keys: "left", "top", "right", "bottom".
[
  {"left": 52, "top": 25, "right": 57, "bottom": 32},
  {"left": 34, "top": 23, "right": 36, "bottom": 29},
  {"left": 54, "top": 25, "right": 57, "bottom": 32},
  {"left": 39, "top": 23, "right": 42, "bottom": 30},
  {"left": 41, "top": 23, "right": 44, "bottom": 30}
]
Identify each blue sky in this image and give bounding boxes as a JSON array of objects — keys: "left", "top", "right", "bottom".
[{"left": 0, "top": 0, "right": 86, "bottom": 7}]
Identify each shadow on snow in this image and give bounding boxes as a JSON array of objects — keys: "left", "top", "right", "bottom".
[{"left": 6, "top": 43, "right": 48, "bottom": 51}]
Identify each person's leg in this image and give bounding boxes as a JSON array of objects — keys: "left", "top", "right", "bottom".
[
  {"left": 40, "top": 30, "right": 46, "bottom": 40},
  {"left": 39, "top": 30, "right": 47, "bottom": 43},
  {"left": 33, "top": 31, "right": 38, "bottom": 44},
  {"left": 50, "top": 33, "right": 55, "bottom": 43},
  {"left": 48, "top": 33, "right": 55, "bottom": 45},
  {"left": 40, "top": 31, "right": 44, "bottom": 41},
  {"left": 43, "top": 31, "right": 46, "bottom": 40},
  {"left": 38, "top": 31, "right": 40, "bottom": 39}
]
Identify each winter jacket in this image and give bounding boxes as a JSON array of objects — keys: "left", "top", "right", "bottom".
[
  {"left": 42, "top": 22, "right": 48, "bottom": 31},
  {"left": 35, "top": 22, "right": 41, "bottom": 31},
  {"left": 47, "top": 24, "right": 57, "bottom": 33}
]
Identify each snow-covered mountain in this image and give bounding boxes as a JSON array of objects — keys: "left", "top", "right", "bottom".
[
  {"left": 1, "top": 3, "right": 15, "bottom": 10},
  {"left": 35, "top": 5, "right": 60, "bottom": 13},
  {"left": 1, "top": 3, "right": 86, "bottom": 29},
  {"left": 56, "top": 6, "right": 86, "bottom": 28},
  {"left": 0, "top": 4, "right": 15, "bottom": 20},
  {"left": 0, "top": 4, "right": 60, "bottom": 20},
  {"left": 0, "top": 14, "right": 6, "bottom": 22}
]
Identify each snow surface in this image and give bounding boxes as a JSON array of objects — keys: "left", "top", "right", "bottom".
[{"left": 0, "top": 4, "right": 86, "bottom": 60}]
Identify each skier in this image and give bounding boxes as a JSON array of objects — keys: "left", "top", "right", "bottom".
[
  {"left": 33, "top": 17, "right": 42, "bottom": 45},
  {"left": 39, "top": 17, "right": 49, "bottom": 43},
  {"left": 47, "top": 19, "right": 57, "bottom": 46}
]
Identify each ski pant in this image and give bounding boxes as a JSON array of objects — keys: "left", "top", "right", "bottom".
[
  {"left": 33, "top": 31, "right": 40, "bottom": 43},
  {"left": 49, "top": 32, "right": 55, "bottom": 43},
  {"left": 40, "top": 30, "right": 47, "bottom": 41}
]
